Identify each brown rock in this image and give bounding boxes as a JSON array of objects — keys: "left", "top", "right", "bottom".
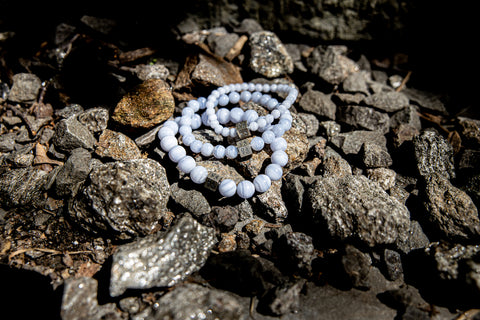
[
  {"left": 95, "top": 129, "right": 142, "bottom": 160},
  {"left": 112, "top": 79, "right": 174, "bottom": 129}
]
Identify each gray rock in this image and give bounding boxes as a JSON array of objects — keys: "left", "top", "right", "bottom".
[
  {"left": 413, "top": 129, "right": 455, "bottom": 180},
  {"left": 61, "top": 277, "right": 123, "bottom": 320},
  {"left": 0, "top": 167, "right": 48, "bottom": 207},
  {"left": 321, "top": 147, "right": 352, "bottom": 178},
  {"left": 364, "top": 91, "right": 409, "bottom": 112},
  {"left": 136, "top": 283, "right": 247, "bottom": 320},
  {"left": 330, "top": 130, "right": 387, "bottom": 155},
  {"left": 342, "top": 71, "right": 370, "bottom": 95},
  {"left": 7, "top": 73, "right": 42, "bottom": 103},
  {"left": 260, "top": 279, "right": 306, "bottom": 316},
  {"left": 423, "top": 173, "right": 480, "bottom": 240},
  {"left": 53, "top": 115, "right": 97, "bottom": 152},
  {"left": 134, "top": 63, "right": 170, "bottom": 81},
  {"left": 361, "top": 142, "right": 393, "bottom": 168},
  {"left": 170, "top": 182, "right": 211, "bottom": 216},
  {"left": 234, "top": 18, "right": 264, "bottom": 35},
  {"left": 77, "top": 107, "right": 109, "bottom": 133},
  {"left": 249, "top": 31, "right": 293, "bottom": 78},
  {"left": 207, "top": 31, "right": 239, "bottom": 57},
  {"left": 54, "top": 148, "right": 92, "bottom": 197},
  {"left": 0, "top": 132, "right": 16, "bottom": 152},
  {"left": 383, "top": 249, "right": 403, "bottom": 281},
  {"left": 366, "top": 168, "right": 396, "bottom": 191},
  {"left": 337, "top": 105, "right": 390, "bottom": 133},
  {"left": 54, "top": 104, "right": 84, "bottom": 119},
  {"left": 69, "top": 159, "right": 171, "bottom": 240},
  {"left": 298, "top": 88, "right": 336, "bottom": 120},
  {"left": 395, "top": 220, "right": 430, "bottom": 254},
  {"left": 276, "top": 232, "right": 315, "bottom": 275},
  {"left": 390, "top": 105, "right": 422, "bottom": 130},
  {"left": 457, "top": 116, "right": 480, "bottom": 148},
  {"left": 341, "top": 245, "right": 372, "bottom": 288},
  {"left": 306, "top": 45, "right": 359, "bottom": 85},
  {"left": 307, "top": 175, "right": 411, "bottom": 247},
  {"left": 462, "top": 174, "right": 480, "bottom": 208},
  {"left": 298, "top": 113, "right": 320, "bottom": 137},
  {"left": 109, "top": 216, "right": 216, "bottom": 297},
  {"left": 403, "top": 88, "right": 448, "bottom": 114},
  {"left": 458, "top": 149, "right": 480, "bottom": 171},
  {"left": 253, "top": 180, "right": 288, "bottom": 222},
  {"left": 319, "top": 120, "right": 341, "bottom": 138}
]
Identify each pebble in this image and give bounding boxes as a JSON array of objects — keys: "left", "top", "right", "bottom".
[
  {"left": 363, "top": 91, "right": 409, "bottom": 112},
  {"left": 95, "top": 129, "right": 142, "bottom": 160},
  {"left": 188, "top": 53, "right": 243, "bottom": 88},
  {"left": 298, "top": 88, "right": 336, "bottom": 120},
  {"left": 366, "top": 168, "right": 396, "bottom": 191},
  {"left": 341, "top": 244, "right": 372, "bottom": 288},
  {"left": 361, "top": 142, "right": 393, "bottom": 168},
  {"left": 170, "top": 182, "right": 211, "bottom": 216},
  {"left": 390, "top": 105, "right": 422, "bottom": 130},
  {"left": 112, "top": 79, "right": 174, "bottom": 129},
  {"left": 330, "top": 130, "right": 387, "bottom": 155},
  {"left": 337, "top": 105, "right": 390, "bottom": 133},
  {"left": 109, "top": 216, "right": 216, "bottom": 297},
  {"left": 249, "top": 31, "right": 294, "bottom": 78},
  {"left": 0, "top": 167, "right": 48, "bottom": 207},
  {"left": 54, "top": 148, "right": 92, "bottom": 197},
  {"left": 52, "top": 115, "right": 96, "bottom": 152},
  {"left": 306, "top": 45, "right": 359, "bottom": 85},
  {"left": 77, "top": 107, "right": 109, "bottom": 133},
  {"left": 7, "top": 73, "right": 42, "bottom": 103},
  {"left": 134, "top": 63, "right": 170, "bottom": 81}
]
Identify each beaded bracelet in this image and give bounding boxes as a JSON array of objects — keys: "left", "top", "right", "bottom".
[{"left": 157, "top": 82, "right": 298, "bottom": 199}]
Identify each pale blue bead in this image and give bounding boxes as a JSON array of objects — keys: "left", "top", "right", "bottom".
[
  {"left": 259, "top": 94, "right": 271, "bottom": 106},
  {"left": 237, "top": 180, "right": 255, "bottom": 199},
  {"left": 201, "top": 112, "right": 209, "bottom": 126},
  {"left": 253, "top": 174, "right": 271, "bottom": 193},
  {"left": 169, "top": 145, "right": 186, "bottom": 163},
  {"left": 177, "top": 156, "right": 196, "bottom": 174},
  {"left": 266, "top": 98, "right": 278, "bottom": 110},
  {"left": 270, "top": 84, "right": 278, "bottom": 92},
  {"left": 248, "top": 122, "right": 259, "bottom": 132},
  {"left": 271, "top": 150, "right": 289, "bottom": 167},
  {"left": 190, "top": 140, "right": 203, "bottom": 153},
  {"left": 191, "top": 114, "right": 202, "bottom": 129},
  {"left": 262, "top": 130, "right": 276, "bottom": 144},
  {"left": 219, "top": 179, "right": 236, "bottom": 197},
  {"left": 225, "top": 145, "right": 238, "bottom": 159},
  {"left": 240, "top": 91, "right": 251, "bottom": 102},
  {"left": 230, "top": 107, "right": 244, "bottom": 123},
  {"left": 229, "top": 91, "right": 240, "bottom": 104},
  {"left": 247, "top": 83, "right": 256, "bottom": 91},
  {"left": 197, "top": 97, "right": 206, "bottom": 109},
  {"left": 187, "top": 100, "right": 200, "bottom": 111},
  {"left": 234, "top": 83, "right": 242, "bottom": 91},
  {"left": 182, "top": 106, "right": 194, "bottom": 117},
  {"left": 214, "top": 125, "right": 223, "bottom": 135},
  {"left": 163, "top": 120, "right": 178, "bottom": 134},
  {"left": 256, "top": 117, "right": 267, "bottom": 130},
  {"left": 160, "top": 135, "right": 177, "bottom": 152},
  {"left": 205, "top": 100, "right": 215, "bottom": 109},
  {"left": 278, "top": 118, "right": 292, "bottom": 131},
  {"left": 229, "top": 128, "right": 237, "bottom": 137},
  {"left": 271, "top": 109, "right": 281, "bottom": 119},
  {"left": 213, "top": 145, "right": 226, "bottom": 159},
  {"left": 242, "top": 109, "right": 258, "bottom": 124},
  {"left": 218, "top": 94, "right": 229, "bottom": 106},
  {"left": 241, "top": 83, "right": 249, "bottom": 91},
  {"left": 263, "top": 84, "right": 270, "bottom": 92},
  {"left": 179, "top": 116, "right": 192, "bottom": 127},
  {"left": 270, "top": 137, "right": 287, "bottom": 152},
  {"left": 201, "top": 143, "right": 214, "bottom": 157},
  {"left": 182, "top": 134, "right": 196, "bottom": 146},
  {"left": 255, "top": 83, "right": 263, "bottom": 91},
  {"left": 217, "top": 87, "right": 226, "bottom": 95},
  {"left": 221, "top": 127, "right": 230, "bottom": 137},
  {"left": 157, "top": 126, "right": 175, "bottom": 140},
  {"left": 265, "top": 114, "right": 274, "bottom": 124},
  {"left": 251, "top": 91, "right": 262, "bottom": 103},
  {"left": 217, "top": 108, "right": 230, "bottom": 124},
  {"left": 265, "top": 163, "right": 283, "bottom": 181},
  {"left": 272, "top": 124, "right": 285, "bottom": 137},
  {"left": 179, "top": 125, "right": 192, "bottom": 136},
  {"left": 250, "top": 136, "right": 265, "bottom": 151},
  {"left": 190, "top": 166, "right": 208, "bottom": 184}
]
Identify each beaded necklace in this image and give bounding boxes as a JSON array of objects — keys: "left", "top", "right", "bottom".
[{"left": 157, "top": 82, "right": 298, "bottom": 199}]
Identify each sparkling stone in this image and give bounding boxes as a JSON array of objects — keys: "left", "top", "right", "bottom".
[
  {"left": 204, "top": 172, "right": 222, "bottom": 192},
  {"left": 265, "top": 163, "right": 283, "bottom": 181},
  {"left": 178, "top": 156, "right": 196, "bottom": 173},
  {"left": 190, "top": 166, "right": 208, "bottom": 184},
  {"left": 236, "top": 121, "right": 251, "bottom": 139},
  {"left": 237, "top": 180, "right": 255, "bottom": 199},
  {"left": 253, "top": 174, "right": 271, "bottom": 193},
  {"left": 237, "top": 139, "right": 253, "bottom": 158},
  {"left": 250, "top": 136, "right": 265, "bottom": 151},
  {"left": 219, "top": 179, "right": 237, "bottom": 197}
]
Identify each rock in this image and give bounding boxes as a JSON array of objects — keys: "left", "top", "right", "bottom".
[
  {"left": 337, "top": 105, "right": 390, "bottom": 133},
  {"left": 319, "top": 120, "right": 341, "bottom": 138},
  {"left": 69, "top": 159, "right": 171, "bottom": 240},
  {"left": 307, "top": 175, "right": 411, "bottom": 247},
  {"left": 7, "top": 73, "right": 42, "bottom": 103},
  {"left": 134, "top": 63, "right": 170, "bottom": 81},
  {"left": 95, "top": 129, "right": 142, "bottom": 160},
  {"left": 342, "top": 71, "right": 370, "bottom": 95},
  {"left": 361, "top": 142, "right": 393, "bottom": 168},
  {"left": 203, "top": 206, "right": 239, "bottom": 232},
  {"left": 112, "top": 79, "right": 174, "bottom": 129},
  {"left": 403, "top": 88, "right": 448, "bottom": 115},
  {"left": 196, "top": 160, "right": 243, "bottom": 184},
  {"left": 54, "top": 104, "right": 84, "bottom": 119},
  {"left": 341, "top": 245, "right": 372, "bottom": 288},
  {"left": 283, "top": 112, "right": 310, "bottom": 171},
  {"left": 383, "top": 249, "right": 403, "bottom": 281},
  {"left": 207, "top": 30, "right": 239, "bottom": 58},
  {"left": 170, "top": 182, "right": 211, "bottom": 216},
  {"left": 462, "top": 174, "right": 480, "bottom": 208},
  {"left": 138, "top": 283, "right": 248, "bottom": 320},
  {"left": 330, "top": 130, "right": 387, "bottom": 155},
  {"left": 457, "top": 149, "right": 480, "bottom": 172},
  {"left": 320, "top": 147, "right": 352, "bottom": 178},
  {"left": 390, "top": 105, "right": 422, "bottom": 131},
  {"left": 366, "top": 168, "right": 396, "bottom": 190},
  {"left": 61, "top": 277, "right": 123, "bottom": 320},
  {"left": 0, "top": 167, "right": 48, "bottom": 207},
  {"left": 394, "top": 220, "right": 430, "bottom": 254},
  {"left": 413, "top": 129, "right": 455, "bottom": 180},
  {"left": 363, "top": 91, "right": 409, "bottom": 112},
  {"left": 298, "top": 88, "right": 336, "bottom": 120},
  {"left": 392, "top": 124, "right": 420, "bottom": 148},
  {"left": 298, "top": 112, "right": 320, "bottom": 137},
  {"left": 77, "top": 107, "right": 109, "bottom": 133},
  {"left": 54, "top": 148, "right": 92, "bottom": 197},
  {"left": 249, "top": 31, "right": 293, "bottom": 78},
  {"left": 422, "top": 173, "right": 480, "bottom": 240},
  {"left": 274, "top": 232, "right": 315, "bottom": 275},
  {"left": 109, "top": 216, "right": 216, "bottom": 297},
  {"left": 0, "top": 132, "right": 16, "bottom": 152},
  {"left": 234, "top": 18, "right": 264, "bottom": 35},
  {"left": 306, "top": 45, "right": 359, "bottom": 85},
  {"left": 52, "top": 115, "right": 96, "bottom": 152},
  {"left": 457, "top": 116, "right": 480, "bottom": 148},
  {"left": 253, "top": 180, "right": 288, "bottom": 222},
  {"left": 259, "top": 279, "right": 306, "bottom": 316}
]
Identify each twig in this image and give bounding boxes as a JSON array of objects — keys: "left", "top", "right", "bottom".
[
  {"left": 6, "top": 104, "right": 36, "bottom": 137},
  {"left": 225, "top": 35, "right": 248, "bottom": 61},
  {"left": 395, "top": 70, "right": 412, "bottom": 92},
  {"left": 8, "top": 247, "right": 90, "bottom": 260}
]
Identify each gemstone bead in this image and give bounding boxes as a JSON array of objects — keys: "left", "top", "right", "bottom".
[
  {"left": 160, "top": 136, "right": 178, "bottom": 152},
  {"left": 262, "top": 130, "right": 276, "bottom": 144},
  {"left": 190, "top": 140, "right": 203, "bottom": 153},
  {"left": 182, "top": 134, "right": 195, "bottom": 146},
  {"left": 190, "top": 166, "right": 208, "bottom": 184},
  {"left": 237, "top": 180, "right": 255, "bottom": 199},
  {"left": 177, "top": 156, "right": 196, "bottom": 174},
  {"left": 230, "top": 107, "right": 244, "bottom": 123},
  {"left": 218, "top": 94, "right": 229, "bottom": 106},
  {"left": 219, "top": 179, "right": 236, "bottom": 197},
  {"left": 201, "top": 143, "right": 214, "bottom": 157},
  {"left": 250, "top": 136, "right": 265, "bottom": 151},
  {"left": 157, "top": 127, "right": 175, "bottom": 140},
  {"left": 265, "top": 163, "right": 283, "bottom": 181},
  {"left": 213, "top": 145, "right": 226, "bottom": 159},
  {"left": 270, "top": 137, "right": 287, "bottom": 152},
  {"left": 271, "top": 150, "right": 289, "bottom": 167},
  {"left": 253, "top": 174, "right": 271, "bottom": 193},
  {"left": 229, "top": 91, "right": 240, "bottom": 104},
  {"left": 169, "top": 145, "right": 186, "bottom": 163},
  {"left": 225, "top": 145, "right": 238, "bottom": 159}
]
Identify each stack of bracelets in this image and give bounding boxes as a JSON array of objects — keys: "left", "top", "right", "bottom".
[{"left": 157, "top": 82, "right": 298, "bottom": 199}]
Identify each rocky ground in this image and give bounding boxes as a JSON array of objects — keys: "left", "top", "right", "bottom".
[{"left": 1, "top": 10, "right": 480, "bottom": 320}]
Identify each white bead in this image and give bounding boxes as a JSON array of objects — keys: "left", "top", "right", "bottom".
[
  {"left": 201, "top": 143, "right": 214, "bottom": 157},
  {"left": 163, "top": 120, "right": 178, "bottom": 134},
  {"left": 217, "top": 108, "right": 230, "bottom": 124},
  {"left": 272, "top": 124, "right": 285, "bottom": 137},
  {"left": 169, "top": 145, "right": 186, "bottom": 163},
  {"left": 191, "top": 114, "right": 202, "bottom": 129},
  {"left": 225, "top": 145, "right": 238, "bottom": 159},
  {"left": 240, "top": 91, "right": 251, "bottom": 102},
  {"left": 265, "top": 163, "right": 283, "bottom": 181},
  {"left": 182, "top": 107, "right": 194, "bottom": 117},
  {"left": 219, "top": 179, "right": 236, "bottom": 197},
  {"left": 214, "top": 125, "right": 223, "bottom": 135},
  {"left": 190, "top": 140, "right": 203, "bottom": 153},
  {"left": 187, "top": 100, "right": 199, "bottom": 111},
  {"left": 262, "top": 130, "right": 276, "bottom": 144},
  {"left": 253, "top": 174, "right": 271, "bottom": 193},
  {"left": 190, "top": 166, "right": 208, "bottom": 184},
  {"left": 182, "top": 134, "right": 195, "bottom": 146},
  {"left": 271, "top": 150, "right": 289, "bottom": 167},
  {"left": 266, "top": 98, "right": 278, "bottom": 110},
  {"left": 179, "top": 125, "right": 192, "bottom": 136},
  {"left": 230, "top": 107, "right": 244, "bottom": 123},
  {"left": 178, "top": 156, "right": 196, "bottom": 174},
  {"left": 256, "top": 117, "right": 267, "bottom": 130},
  {"left": 270, "top": 137, "right": 287, "bottom": 152},
  {"left": 250, "top": 136, "right": 265, "bottom": 151},
  {"left": 221, "top": 127, "right": 230, "bottom": 137},
  {"left": 259, "top": 94, "right": 271, "bottom": 106},
  {"left": 251, "top": 91, "right": 262, "bottom": 103},
  {"left": 237, "top": 180, "right": 255, "bottom": 199},
  {"left": 247, "top": 83, "right": 256, "bottom": 91},
  {"left": 218, "top": 94, "right": 229, "bottom": 106},
  {"left": 229, "top": 91, "right": 240, "bottom": 104},
  {"left": 255, "top": 83, "right": 263, "bottom": 91},
  {"left": 160, "top": 135, "right": 178, "bottom": 152},
  {"left": 242, "top": 110, "right": 258, "bottom": 124},
  {"left": 157, "top": 127, "right": 175, "bottom": 140},
  {"left": 271, "top": 109, "right": 281, "bottom": 119},
  {"left": 248, "top": 122, "right": 259, "bottom": 132},
  {"left": 198, "top": 97, "right": 206, "bottom": 109},
  {"left": 179, "top": 116, "right": 192, "bottom": 127},
  {"left": 213, "top": 145, "right": 226, "bottom": 159}
]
